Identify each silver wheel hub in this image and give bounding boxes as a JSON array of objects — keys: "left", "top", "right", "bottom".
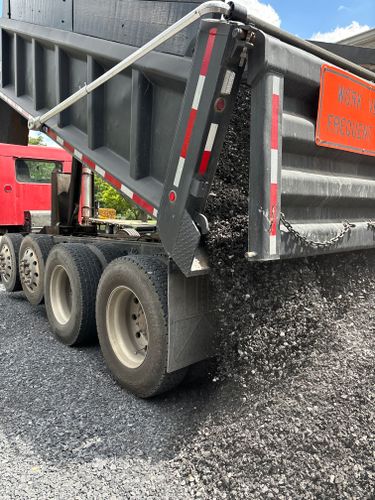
[
  {"left": 50, "top": 265, "right": 73, "bottom": 325},
  {"left": 106, "top": 286, "right": 149, "bottom": 369},
  {"left": 0, "top": 244, "right": 13, "bottom": 284},
  {"left": 20, "top": 247, "right": 40, "bottom": 292}
]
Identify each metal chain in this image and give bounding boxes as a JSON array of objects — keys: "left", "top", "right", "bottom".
[
  {"left": 238, "top": 29, "right": 256, "bottom": 68},
  {"left": 280, "top": 212, "right": 355, "bottom": 249}
]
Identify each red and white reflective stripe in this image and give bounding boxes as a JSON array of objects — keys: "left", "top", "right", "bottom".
[
  {"left": 198, "top": 123, "right": 218, "bottom": 175},
  {"left": 43, "top": 126, "right": 158, "bottom": 218},
  {"left": 0, "top": 91, "right": 32, "bottom": 120},
  {"left": 173, "top": 28, "right": 217, "bottom": 188},
  {"left": 269, "top": 76, "right": 281, "bottom": 256}
]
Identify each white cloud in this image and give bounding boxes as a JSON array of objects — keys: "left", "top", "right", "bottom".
[
  {"left": 311, "top": 21, "right": 370, "bottom": 42},
  {"left": 235, "top": 0, "right": 281, "bottom": 27}
]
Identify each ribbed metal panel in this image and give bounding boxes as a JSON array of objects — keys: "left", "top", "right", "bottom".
[
  {"left": 6, "top": 0, "right": 205, "bottom": 55},
  {"left": 247, "top": 30, "right": 375, "bottom": 261},
  {"left": 0, "top": 18, "right": 193, "bottom": 208}
]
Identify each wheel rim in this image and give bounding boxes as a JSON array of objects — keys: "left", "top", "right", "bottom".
[
  {"left": 20, "top": 247, "right": 40, "bottom": 293},
  {"left": 106, "top": 286, "right": 149, "bottom": 369},
  {"left": 0, "top": 243, "right": 13, "bottom": 284},
  {"left": 50, "top": 265, "right": 73, "bottom": 325}
]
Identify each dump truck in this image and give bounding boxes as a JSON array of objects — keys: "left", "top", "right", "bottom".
[{"left": 0, "top": 0, "right": 374, "bottom": 397}]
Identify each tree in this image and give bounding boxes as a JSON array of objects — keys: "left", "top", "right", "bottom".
[
  {"left": 94, "top": 174, "right": 146, "bottom": 220},
  {"left": 28, "top": 133, "right": 146, "bottom": 219},
  {"left": 28, "top": 133, "right": 46, "bottom": 146}
]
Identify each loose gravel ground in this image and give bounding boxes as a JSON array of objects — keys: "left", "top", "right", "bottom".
[
  {"left": 1, "top": 85, "right": 374, "bottom": 499},
  {"left": 0, "top": 283, "right": 211, "bottom": 499}
]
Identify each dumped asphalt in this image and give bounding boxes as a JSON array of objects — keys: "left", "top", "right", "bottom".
[
  {"left": 0, "top": 85, "right": 374, "bottom": 499},
  {"left": 173, "top": 84, "right": 375, "bottom": 499}
]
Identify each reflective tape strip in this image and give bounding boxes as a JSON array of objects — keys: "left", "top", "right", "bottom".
[
  {"left": 205, "top": 123, "right": 218, "bottom": 151},
  {"left": 192, "top": 75, "right": 206, "bottom": 110},
  {"left": 201, "top": 28, "right": 218, "bottom": 76},
  {"left": 0, "top": 91, "right": 32, "bottom": 119},
  {"left": 198, "top": 123, "right": 218, "bottom": 175},
  {"left": 74, "top": 149, "right": 83, "bottom": 161},
  {"left": 121, "top": 184, "right": 133, "bottom": 199},
  {"left": 271, "top": 94, "right": 280, "bottom": 150},
  {"left": 270, "top": 149, "right": 278, "bottom": 184},
  {"left": 269, "top": 76, "right": 281, "bottom": 255},
  {"left": 269, "top": 235, "right": 277, "bottom": 256},
  {"left": 173, "top": 157, "right": 185, "bottom": 188},
  {"left": 42, "top": 129, "right": 159, "bottom": 217},
  {"left": 47, "top": 129, "right": 57, "bottom": 141},
  {"left": 172, "top": 28, "right": 217, "bottom": 189},
  {"left": 269, "top": 183, "right": 278, "bottom": 237},
  {"left": 105, "top": 172, "right": 122, "bottom": 190},
  {"left": 82, "top": 155, "right": 95, "bottom": 169},
  {"left": 64, "top": 142, "right": 74, "bottom": 154},
  {"left": 273, "top": 76, "right": 281, "bottom": 95},
  {"left": 198, "top": 151, "right": 211, "bottom": 176},
  {"left": 180, "top": 108, "right": 198, "bottom": 159},
  {"left": 132, "top": 193, "right": 154, "bottom": 215},
  {"left": 95, "top": 165, "right": 105, "bottom": 177}
]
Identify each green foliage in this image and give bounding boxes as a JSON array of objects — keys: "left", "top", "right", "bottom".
[
  {"left": 26, "top": 161, "right": 61, "bottom": 183},
  {"left": 28, "top": 134, "right": 145, "bottom": 219},
  {"left": 94, "top": 174, "right": 143, "bottom": 219},
  {"left": 28, "top": 133, "right": 46, "bottom": 146}
]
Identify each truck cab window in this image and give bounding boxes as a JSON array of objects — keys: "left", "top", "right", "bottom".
[{"left": 16, "top": 159, "right": 62, "bottom": 184}]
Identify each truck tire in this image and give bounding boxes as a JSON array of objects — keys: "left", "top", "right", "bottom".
[
  {"left": 96, "top": 256, "right": 187, "bottom": 398},
  {"left": 44, "top": 243, "right": 102, "bottom": 346},
  {"left": 0, "top": 233, "right": 23, "bottom": 292},
  {"left": 19, "top": 235, "right": 55, "bottom": 306},
  {"left": 87, "top": 242, "right": 128, "bottom": 269}
]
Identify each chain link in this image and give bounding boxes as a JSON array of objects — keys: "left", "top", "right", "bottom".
[{"left": 280, "top": 212, "right": 355, "bottom": 249}]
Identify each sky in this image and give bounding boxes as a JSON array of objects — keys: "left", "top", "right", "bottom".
[{"left": 237, "top": 0, "right": 374, "bottom": 41}]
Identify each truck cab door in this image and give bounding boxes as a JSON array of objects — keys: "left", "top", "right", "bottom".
[
  {"left": 14, "top": 157, "right": 63, "bottom": 228},
  {"left": 0, "top": 156, "right": 18, "bottom": 227}
]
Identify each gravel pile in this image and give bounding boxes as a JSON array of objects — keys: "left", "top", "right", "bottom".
[{"left": 171, "top": 85, "right": 375, "bottom": 498}]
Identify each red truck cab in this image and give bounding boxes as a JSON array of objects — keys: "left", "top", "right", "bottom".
[{"left": 0, "top": 144, "right": 72, "bottom": 232}]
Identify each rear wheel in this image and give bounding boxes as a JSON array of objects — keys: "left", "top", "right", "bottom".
[
  {"left": 19, "top": 234, "right": 55, "bottom": 305},
  {"left": 96, "top": 256, "right": 187, "bottom": 398},
  {"left": 0, "top": 233, "right": 23, "bottom": 292},
  {"left": 44, "top": 243, "right": 102, "bottom": 346}
]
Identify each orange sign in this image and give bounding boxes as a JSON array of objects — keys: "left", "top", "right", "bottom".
[{"left": 316, "top": 64, "right": 375, "bottom": 157}]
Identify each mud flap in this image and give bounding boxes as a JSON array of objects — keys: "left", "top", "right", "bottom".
[{"left": 167, "top": 260, "right": 217, "bottom": 372}]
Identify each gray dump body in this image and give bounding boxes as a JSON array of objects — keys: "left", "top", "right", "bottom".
[{"left": 0, "top": 0, "right": 374, "bottom": 277}]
